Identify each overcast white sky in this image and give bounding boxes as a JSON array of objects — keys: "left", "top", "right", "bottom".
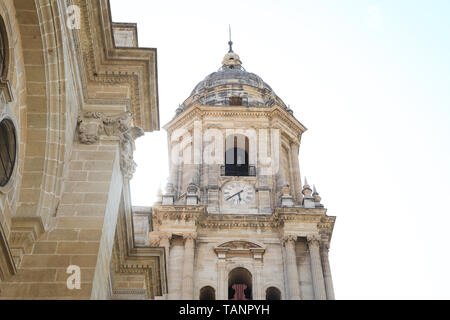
[{"left": 110, "top": 0, "right": 450, "bottom": 299}]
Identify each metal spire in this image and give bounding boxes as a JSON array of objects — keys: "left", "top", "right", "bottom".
[{"left": 228, "top": 24, "right": 233, "bottom": 53}]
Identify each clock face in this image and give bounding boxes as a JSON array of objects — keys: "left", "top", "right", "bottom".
[{"left": 222, "top": 181, "right": 255, "bottom": 206}]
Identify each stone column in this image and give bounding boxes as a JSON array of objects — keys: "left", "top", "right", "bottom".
[
  {"left": 253, "top": 263, "right": 264, "bottom": 300},
  {"left": 320, "top": 242, "right": 335, "bottom": 300},
  {"left": 217, "top": 261, "right": 227, "bottom": 300},
  {"left": 181, "top": 232, "right": 196, "bottom": 300},
  {"left": 283, "top": 235, "right": 301, "bottom": 300},
  {"left": 307, "top": 236, "right": 327, "bottom": 300}
]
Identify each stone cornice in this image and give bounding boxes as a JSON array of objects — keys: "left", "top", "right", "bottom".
[
  {"left": 163, "top": 104, "right": 307, "bottom": 139},
  {"left": 74, "top": 0, "right": 159, "bottom": 131},
  {"left": 151, "top": 204, "right": 335, "bottom": 239}
]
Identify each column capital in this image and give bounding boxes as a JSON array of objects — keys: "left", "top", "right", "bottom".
[
  {"left": 159, "top": 232, "right": 172, "bottom": 242},
  {"left": 306, "top": 235, "right": 321, "bottom": 248},
  {"left": 281, "top": 234, "right": 297, "bottom": 245},
  {"left": 290, "top": 141, "right": 300, "bottom": 150},
  {"left": 182, "top": 232, "right": 197, "bottom": 242}
]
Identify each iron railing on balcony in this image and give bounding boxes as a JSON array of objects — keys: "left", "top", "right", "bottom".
[{"left": 220, "top": 165, "right": 256, "bottom": 177}]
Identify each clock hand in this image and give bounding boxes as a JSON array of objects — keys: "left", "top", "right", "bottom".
[{"left": 225, "top": 189, "right": 244, "bottom": 201}]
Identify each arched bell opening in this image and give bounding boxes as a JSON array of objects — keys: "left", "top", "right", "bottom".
[
  {"left": 224, "top": 135, "right": 249, "bottom": 176},
  {"left": 228, "top": 267, "right": 252, "bottom": 300}
]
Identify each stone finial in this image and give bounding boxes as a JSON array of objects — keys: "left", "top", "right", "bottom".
[
  {"left": 186, "top": 181, "right": 199, "bottom": 205},
  {"left": 286, "top": 105, "right": 294, "bottom": 115},
  {"left": 302, "top": 177, "right": 315, "bottom": 208},
  {"left": 154, "top": 184, "right": 163, "bottom": 205},
  {"left": 165, "top": 182, "right": 174, "bottom": 194},
  {"left": 281, "top": 183, "right": 290, "bottom": 196},
  {"left": 312, "top": 184, "right": 323, "bottom": 208},
  {"left": 187, "top": 182, "right": 198, "bottom": 194},
  {"left": 302, "top": 177, "right": 313, "bottom": 197},
  {"left": 175, "top": 104, "right": 185, "bottom": 115},
  {"left": 162, "top": 182, "right": 175, "bottom": 205},
  {"left": 279, "top": 174, "right": 294, "bottom": 207}
]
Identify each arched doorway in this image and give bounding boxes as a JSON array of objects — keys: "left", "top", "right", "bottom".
[
  {"left": 228, "top": 267, "right": 252, "bottom": 300},
  {"left": 199, "top": 286, "right": 216, "bottom": 300},
  {"left": 266, "top": 287, "right": 281, "bottom": 300}
]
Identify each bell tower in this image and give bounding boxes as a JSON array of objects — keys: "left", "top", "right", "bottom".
[{"left": 150, "top": 44, "right": 336, "bottom": 300}]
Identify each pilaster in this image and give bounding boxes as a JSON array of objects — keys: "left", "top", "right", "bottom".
[
  {"left": 320, "top": 241, "right": 335, "bottom": 300},
  {"left": 282, "top": 235, "right": 301, "bottom": 300},
  {"left": 307, "top": 235, "right": 327, "bottom": 300},
  {"left": 181, "top": 232, "right": 196, "bottom": 300}
]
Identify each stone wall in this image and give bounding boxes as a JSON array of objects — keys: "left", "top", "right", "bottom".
[{"left": 0, "top": 0, "right": 163, "bottom": 299}]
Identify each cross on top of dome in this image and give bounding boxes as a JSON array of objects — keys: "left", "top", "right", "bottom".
[{"left": 222, "top": 25, "right": 243, "bottom": 70}]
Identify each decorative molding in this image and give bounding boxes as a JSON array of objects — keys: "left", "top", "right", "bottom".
[
  {"left": 163, "top": 105, "right": 306, "bottom": 141},
  {"left": 77, "top": 112, "right": 144, "bottom": 179},
  {"left": 74, "top": 0, "right": 159, "bottom": 132},
  {"left": 111, "top": 184, "right": 167, "bottom": 299},
  {"left": 182, "top": 232, "right": 197, "bottom": 242},
  {"left": 214, "top": 240, "right": 265, "bottom": 261},
  {"left": 8, "top": 217, "right": 45, "bottom": 267},
  {"left": 307, "top": 235, "right": 321, "bottom": 248},
  {"left": 281, "top": 234, "right": 297, "bottom": 244}
]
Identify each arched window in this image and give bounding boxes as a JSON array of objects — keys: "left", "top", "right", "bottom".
[
  {"left": 266, "top": 287, "right": 281, "bottom": 300},
  {"left": 0, "top": 119, "right": 16, "bottom": 186},
  {"left": 224, "top": 135, "right": 249, "bottom": 176},
  {"left": 0, "top": 15, "right": 8, "bottom": 80},
  {"left": 228, "top": 267, "right": 252, "bottom": 300},
  {"left": 199, "top": 286, "right": 216, "bottom": 300}
]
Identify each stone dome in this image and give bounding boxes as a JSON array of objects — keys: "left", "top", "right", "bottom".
[{"left": 182, "top": 49, "right": 287, "bottom": 109}]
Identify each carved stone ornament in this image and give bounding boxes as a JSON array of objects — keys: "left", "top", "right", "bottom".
[
  {"left": 77, "top": 111, "right": 133, "bottom": 143},
  {"left": 214, "top": 240, "right": 265, "bottom": 261},
  {"left": 307, "top": 235, "right": 321, "bottom": 247},
  {"left": 187, "top": 182, "right": 198, "bottom": 195},
  {"left": 282, "top": 234, "right": 297, "bottom": 244},
  {"left": 165, "top": 182, "right": 175, "bottom": 195},
  {"left": 183, "top": 232, "right": 197, "bottom": 241},
  {"left": 77, "top": 112, "right": 144, "bottom": 179},
  {"left": 120, "top": 126, "right": 144, "bottom": 180},
  {"left": 158, "top": 232, "right": 172, "bottom": 243}
]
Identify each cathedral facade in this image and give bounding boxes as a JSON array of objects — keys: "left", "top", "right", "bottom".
[{"left": 148, "top": 45, "right": 336, "bottom": 300}]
